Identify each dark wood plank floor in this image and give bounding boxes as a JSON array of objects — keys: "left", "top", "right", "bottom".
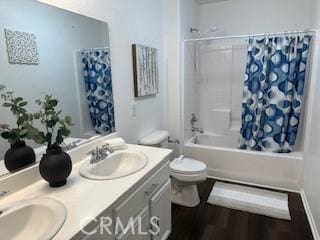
[{"left": 168, "top": 179, "right": 313, "bottom": 240}]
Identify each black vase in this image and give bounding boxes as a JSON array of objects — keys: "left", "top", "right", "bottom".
[
  {"left": 39, "top": 147, "right": 72, "bottom": 188},
  {"left": 4, "top": 141, "right": 36, "bottom": 172}
]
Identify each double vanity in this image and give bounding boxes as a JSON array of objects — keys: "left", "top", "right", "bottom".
[{"left": 0, "top": 134, "right": 172, "bottom": 240}]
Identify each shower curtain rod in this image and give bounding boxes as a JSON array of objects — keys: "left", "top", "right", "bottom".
[
  {"left": 184, "top": 29, "right": 317, "bottom": 43},
  {"left": 80, "top": 47, "right": 110, "bottom": 51}
]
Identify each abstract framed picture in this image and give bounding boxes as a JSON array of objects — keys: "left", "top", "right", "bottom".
[
  {"left": 132, "top": 44, "right": 159, "bottom": 97},
  {"left": 4, "top": 29, "right": 39, "bottom": 65}
]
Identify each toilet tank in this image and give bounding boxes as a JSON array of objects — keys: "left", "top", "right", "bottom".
[{"left": 139, "top": 130, "right": 169, "bottom": 148}]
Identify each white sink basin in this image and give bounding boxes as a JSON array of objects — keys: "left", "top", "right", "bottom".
[
  {"left": 0, "top": 197, "right": 67, "bottom": 240},
  {"left": 80, "top": 150, "right": 149, "bottom": 180}
]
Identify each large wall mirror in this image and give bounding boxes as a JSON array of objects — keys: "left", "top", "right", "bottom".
[{"left": 0, "top": 0, "right": 115, "bottom": 176}]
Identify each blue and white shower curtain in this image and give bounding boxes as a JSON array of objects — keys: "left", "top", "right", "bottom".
[
  {"left": 240, "top": 35, "right": 312, "bottom": 153},
  {"left": 81, "top": 48, "right": 115, "bottom": 134}
]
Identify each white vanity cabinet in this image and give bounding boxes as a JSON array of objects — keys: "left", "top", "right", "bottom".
[{"left": 78, "top": 161, "right": 171, "bottom": 240}]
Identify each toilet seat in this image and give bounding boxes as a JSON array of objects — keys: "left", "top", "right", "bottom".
[
  {"left": 170, "top": 158, "right": 207, "bottom": 175},
  {"left": 171, "top": 171, "right": 207, "bottom": 183}
]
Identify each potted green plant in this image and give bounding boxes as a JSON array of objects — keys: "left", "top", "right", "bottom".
[
  {"left": 0, "top": 92, "right": 36, "bottom": 172},
  {"left": 33, "top": 95, "right": 74, "bottom": 187}
]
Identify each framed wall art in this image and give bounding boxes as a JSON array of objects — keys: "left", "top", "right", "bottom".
[{"left": 132, "top": 44, "right": 159, "bottom": 97}]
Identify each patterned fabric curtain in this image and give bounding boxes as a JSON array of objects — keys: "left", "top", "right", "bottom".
[
  {"left": 240, "top": 35, "right": 312, "bottom": 153},
  {"left": 81, "top": 49, "right": 115, "bottom": 134}
]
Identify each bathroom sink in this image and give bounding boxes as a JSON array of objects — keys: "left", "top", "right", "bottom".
[
  {"left": 0, "top": 197, "right": 67, "bottom": 240},
  {"left": 80, "top": 150, "right": 149, "bottom": 180}
]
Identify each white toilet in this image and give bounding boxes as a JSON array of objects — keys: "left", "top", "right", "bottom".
[{"left": 139, "top": 130, "right": 207, "bottom": 207}]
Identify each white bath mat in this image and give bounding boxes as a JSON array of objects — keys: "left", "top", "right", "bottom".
[{"left": 207, "top": 182, "right": 291, "bottom": 220}]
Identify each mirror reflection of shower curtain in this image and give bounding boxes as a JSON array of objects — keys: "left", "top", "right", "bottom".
[
  {"left": 81, "top": 48, "right": 115, "bottom": 134},
  {"left": 240, "top": 35, "right": 312, "bottom": 153}
]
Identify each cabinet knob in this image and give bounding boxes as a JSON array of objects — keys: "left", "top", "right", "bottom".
[{"left": 144, "top": 183, "right": 159, "bottom": 196}]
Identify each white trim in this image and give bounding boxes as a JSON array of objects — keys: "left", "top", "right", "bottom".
[
  {"left": 207, "top": 175, "right": 301, "bottom": 194},
  {"left": 301, "top": 190, "right": 320, "bottom": 240},
  {"left": 179, "top": 40, "right": 185, "bottom": 155},
  {"left": 73, "top": 50, "right": 85, "bottom": 134},
  {"left": 303, "top": 30, "right": 320, "bottom": 154}
]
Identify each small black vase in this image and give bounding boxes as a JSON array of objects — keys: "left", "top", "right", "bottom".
[
  {"left": 4, "top": 141, "right": 36, "bottom": 172},
  {"left": 39, "top": 147, "right": 72, "bottom": 188}
]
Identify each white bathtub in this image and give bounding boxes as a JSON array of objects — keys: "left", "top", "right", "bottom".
[{"left": 184, "top": 133, "right": 304, "bottom": 191}]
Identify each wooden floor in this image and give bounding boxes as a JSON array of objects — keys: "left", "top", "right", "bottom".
[{"left": 168, "top": 179, "right": 313, "bottom": 240}]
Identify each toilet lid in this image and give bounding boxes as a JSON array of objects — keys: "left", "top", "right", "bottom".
[{"left": 170, "top": 158, "right": 207, "bottom": 174}]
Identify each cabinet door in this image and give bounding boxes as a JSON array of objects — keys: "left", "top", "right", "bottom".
[
  {"left": 116, "top": 206, "right": 151, "bottom": 240},
  {"left": 150, "top": 180, "right": 171, "bottom": 240}
]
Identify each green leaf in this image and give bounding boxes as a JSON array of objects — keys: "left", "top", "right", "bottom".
[
  {"left": 19, "top": 101, "right": 28, "bottom": 107},
  {"left": 19, "top": 129, "right": 28, "bottom": 136},
  {"left": 3, "top": 102, "right": 12, "bottom": 107},
  {"left": 34, "top": 113, "right": 41, "bottom": 119},
  {"left": 48, "top": 99, "right": 58, "bottom": 107},
  {"left": 32, "top": 131, "right": 46, "bottom": 144},
  {"left": 14, "top": 97, "right": 23, "bottom": 103},
  {"left": 51, "top": 115, "right": 59, "bottom": 122},
  {"left": 34, "top": 136, "right": 46, "bottom": 144},
  {"left": 1, "top": 131, "right": 10, "bottom": 139},
  {"left": 60, "top": 126, "right": 71, "bottom": 137},
  {"left": 17, "top": 117, "right": 25, "bottom": 126},
  {"left": 56, "top": 135, "right": 64, "bottom": 144},
  {"left": 8, "top": 138, "right": 17, "bottom": 144},
  {"left": 65, "top": 116, "right": 72, "bottom": 125},
  {"left": 8, "top": 132, "right": 19, "bottom": 142},
  {"left": 47, "top": 119, "right": 57, "bottom": 128},
  {"left": 46, "top": 132, "right": 52, "bottom": 142},
  {"left": 23, "top": 114, "right": 29, "bottom": 121},
  {"left": 25, "top": 128, "right": 35, "bottom": 139}
]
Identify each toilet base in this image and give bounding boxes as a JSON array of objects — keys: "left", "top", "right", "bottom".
[{"left": 171, "top": 179, "right": 201, "bottom": 207}]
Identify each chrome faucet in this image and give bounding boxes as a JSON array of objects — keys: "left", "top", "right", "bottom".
[
  {"left": 190, "top": 113, "right": 198, "bottom": 127},
  {"left": 192, "top": 126, "right": 204, "bottom": 134},
  {"left": 61, "top": 139, "right": 81, "bottom": 151},
  {"left": 191, "top": 113, "right": 204, "bottom": 133},
  {"left": 90, "top": 144, "right": 114, "bottom": 164}
]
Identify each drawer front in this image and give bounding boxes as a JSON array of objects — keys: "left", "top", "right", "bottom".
[{"left": 114, "top": 161, "right": 169, "bottom": 227}]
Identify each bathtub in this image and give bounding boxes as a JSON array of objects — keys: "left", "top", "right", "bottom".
[{"left": 184, "top": 133, "right": 304, "bottom": 191}]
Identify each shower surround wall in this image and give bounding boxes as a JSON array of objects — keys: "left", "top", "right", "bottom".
[
  {"left": 198, "top": 42, "right": 247, "bottom": 136},
  {"left": 183, "top": 39, "right": 247, "bottom": 141}
]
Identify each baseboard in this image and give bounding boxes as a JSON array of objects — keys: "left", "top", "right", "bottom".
[
  {"left": 300, "top": 190, "right": 320, "bottom": 240},
  {"left": 207, "top": 175, "right": 301, "bottom": 194}
]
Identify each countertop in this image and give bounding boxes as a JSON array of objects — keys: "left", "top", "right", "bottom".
[{"left": 0, "top": 144, "right": 172, "bottom": 240}]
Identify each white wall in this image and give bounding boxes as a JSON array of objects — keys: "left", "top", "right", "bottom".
[
  {"left": 0, "top": 0, "right": 108, "bottom": 158},
  {"left": 39, "top": 0, "right": 168, "bottom": 145},
  {"left": 180, "top": 0, "right": 200, "bottom": 39},
  {"left": 311, "top": 0, "right": 320, "bottom": 28},
  {"left": 166, "top": 0, "right": 201, "bottom": 155},
  {"left": 179, "top": 0, "right": 201, "bottom": 145},
  {"left": 199, "top": 0, "right": 312, "bottom": 35}
]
